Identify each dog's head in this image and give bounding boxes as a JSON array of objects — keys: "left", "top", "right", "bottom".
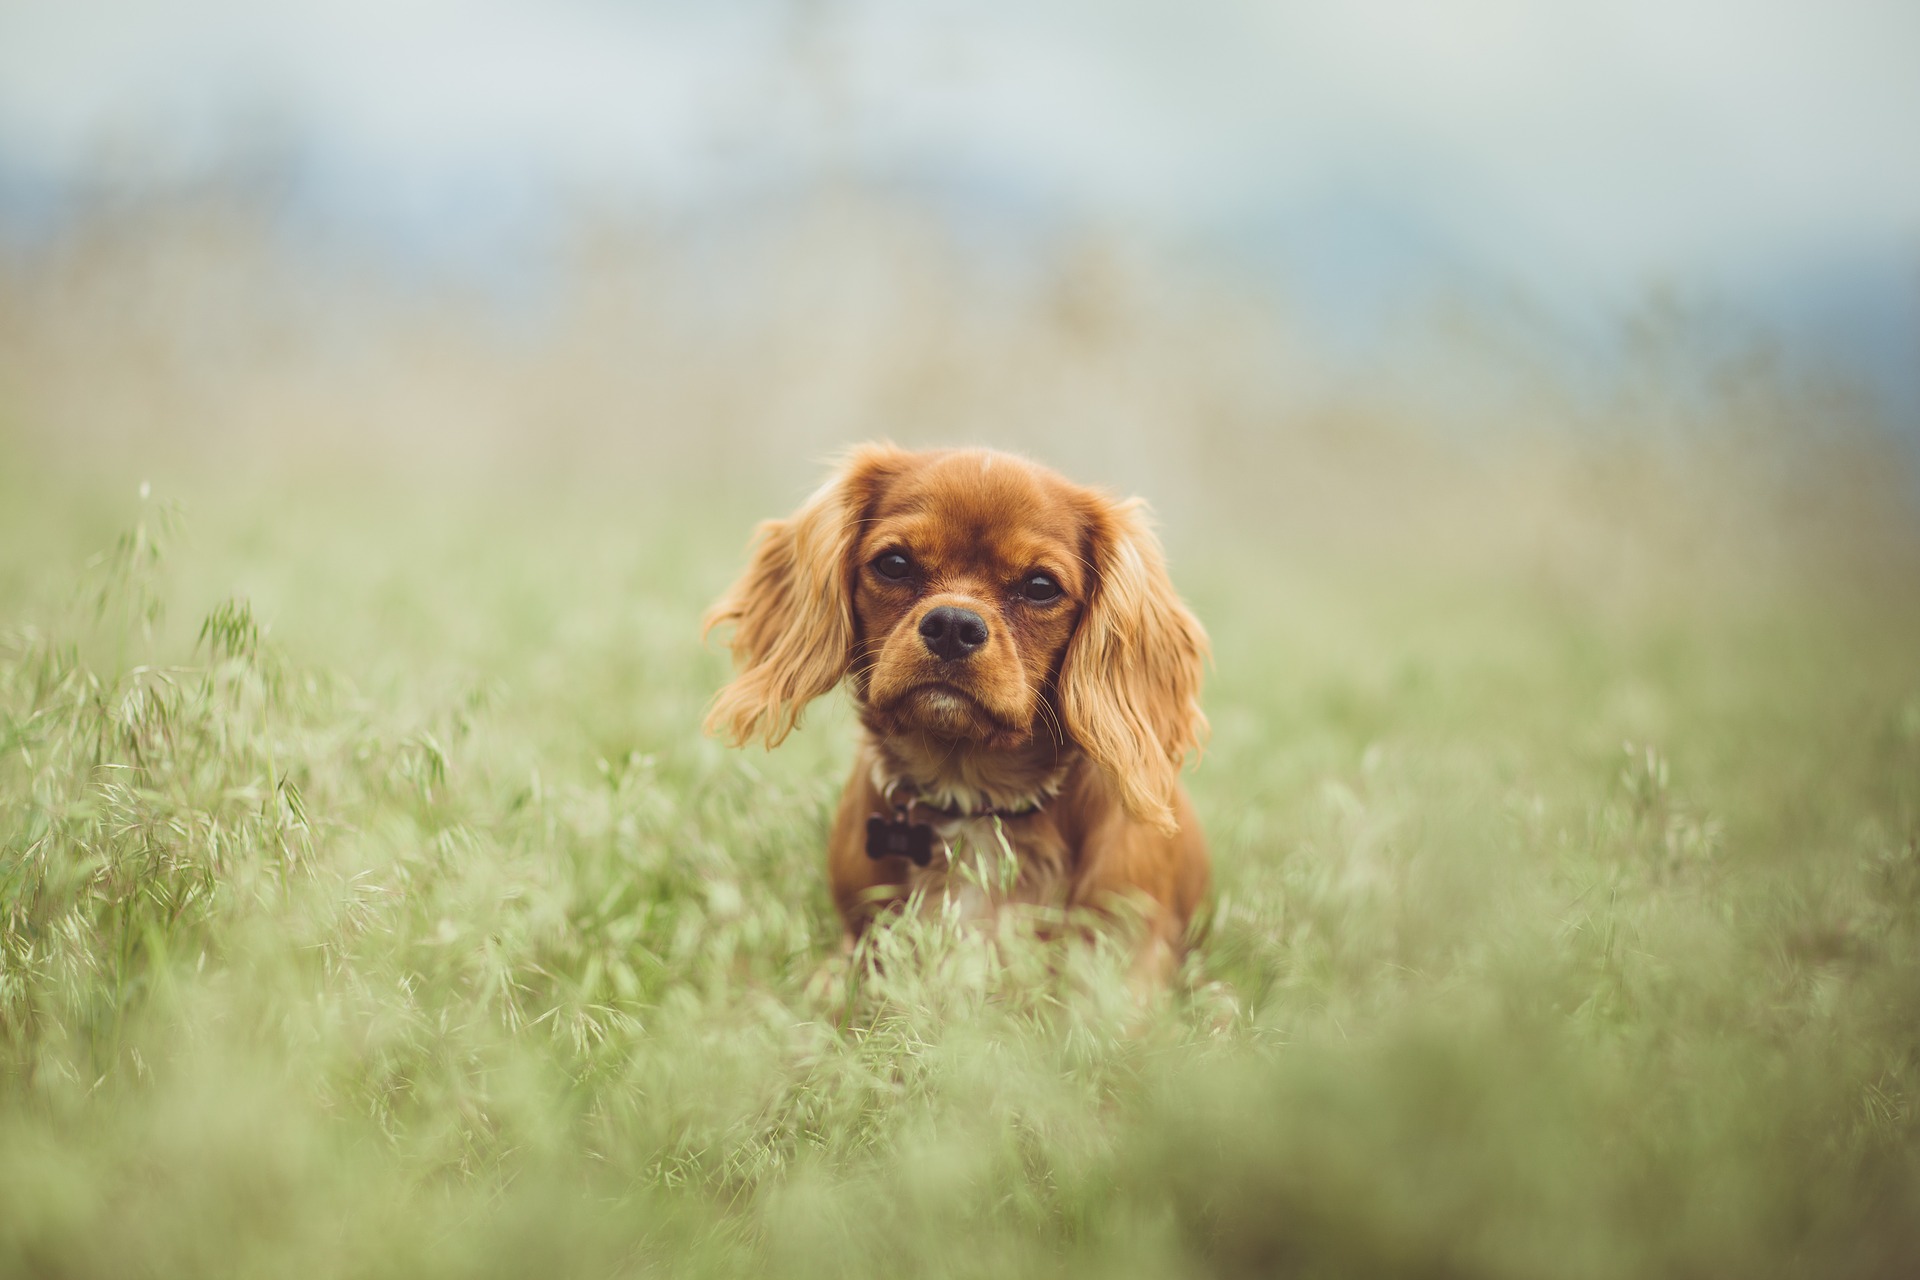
[{"left": 703, "top": 444, "right": 1207, "bottom": 831}]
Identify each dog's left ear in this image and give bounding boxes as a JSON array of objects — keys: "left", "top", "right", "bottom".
[
  {"left": 703, "top": 444, "right": 906, "bottom": 748},
  {"left": 1059, "top": 496, "right": 1209, "bottom": 834}
]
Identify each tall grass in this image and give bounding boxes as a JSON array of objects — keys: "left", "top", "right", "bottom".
[{"left": 2, "top": 198, "right": 1919, "bottom": 1277}]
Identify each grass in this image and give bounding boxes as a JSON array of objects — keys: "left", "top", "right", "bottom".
[
  {"left": 0, "top": 451, "right": 1916, "bottom": 1280},
  {"left": 2, "top": 202, "right": 1919, "bottom": 1277}
]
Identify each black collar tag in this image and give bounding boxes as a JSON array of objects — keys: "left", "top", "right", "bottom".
[{"left": 866, "top": 815, "right": 935, "bottom": 866}]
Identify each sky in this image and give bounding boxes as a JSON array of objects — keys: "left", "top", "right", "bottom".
[{"left": 2, "top": 0, "right": 1917, "bottom": 416}]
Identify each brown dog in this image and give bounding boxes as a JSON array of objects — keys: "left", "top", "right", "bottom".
[{"left": 704, "top": 444, "right": 1208, "bottom": 983}]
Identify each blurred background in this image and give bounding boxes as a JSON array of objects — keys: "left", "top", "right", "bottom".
[{"left": 3, "top": 0, "right": 1917, "bottom": 513}]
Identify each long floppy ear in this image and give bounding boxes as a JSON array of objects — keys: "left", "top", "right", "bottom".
[
  {"left": 702, "top": 446, "right": 903, "bottom": 747},
  {"left": 1058, "top": 496, "right": 1209, "bottom": 833}
]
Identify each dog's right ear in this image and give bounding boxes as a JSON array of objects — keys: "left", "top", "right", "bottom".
[{"left": 703, "top": 444, "right": 906, "bottom": 748}]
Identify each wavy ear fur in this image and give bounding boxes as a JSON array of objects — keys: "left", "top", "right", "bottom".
[
  {"left": 1059, "top": 496, "right": 1209, "bottom": 833},
  {"left": 702, "top": 446, "right": 902, "bottom": 747}
]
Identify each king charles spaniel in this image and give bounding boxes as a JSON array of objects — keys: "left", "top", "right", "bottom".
[{"left": 704, "top": 444, "right": 1209, "bottom": 985}]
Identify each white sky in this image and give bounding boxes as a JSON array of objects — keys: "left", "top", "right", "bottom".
[{"left": 2, "top": 0, "right": 1918, "bottom": 306}]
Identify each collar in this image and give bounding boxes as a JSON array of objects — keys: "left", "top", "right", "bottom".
[
  {"left": 869, "top": 757, "right": 1060, "bottom": 823},
  {"left": 883, "top": 780, "right": 1050, "bottom": 822},
  {"left": 864, "top": 767, "right": 1055, "bottom": 866}
]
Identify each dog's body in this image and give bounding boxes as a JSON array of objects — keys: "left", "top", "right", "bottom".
[{"left": 705, "top": 445, "right": 1208, "bottom": 981}]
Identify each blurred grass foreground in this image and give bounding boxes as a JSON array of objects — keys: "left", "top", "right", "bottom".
[{"left": 3, "top": 193, "right": 1920, "bottom": 1279}]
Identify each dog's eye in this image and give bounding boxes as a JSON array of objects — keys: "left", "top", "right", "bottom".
[
  {"left": 872, "top": 552, "right": 914, "bottom": 581},
  {"left": 1020, "top": 573, "right": 1062, "bottom": 602}
]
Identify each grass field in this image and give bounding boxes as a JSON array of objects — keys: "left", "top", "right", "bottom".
[{"left": 3, "top": 212, "right": 1920, "bottom": 1278}]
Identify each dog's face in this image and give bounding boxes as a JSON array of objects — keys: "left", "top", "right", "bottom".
[
  {"left": 849, "top": 452, "right": 1087, "bottom": 751},
  {"left": 704, "top": 445, "right": 1207, "bottom": 831}
]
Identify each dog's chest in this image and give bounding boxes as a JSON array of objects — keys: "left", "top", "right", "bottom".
[{"left": 906, "top": 813, "right": 1072, "bottom": 924}]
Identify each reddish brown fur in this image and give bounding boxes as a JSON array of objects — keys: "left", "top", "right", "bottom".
[{"left": 704, "top": 444, "right": 1209, "bottom": 982}]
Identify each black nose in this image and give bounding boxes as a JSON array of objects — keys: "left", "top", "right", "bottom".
[{"left": 918, "top": 606, "right": 989, "bottom": 661}]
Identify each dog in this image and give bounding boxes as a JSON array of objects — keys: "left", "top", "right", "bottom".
[{"left": 703, "top": 444, "right": 1209, "bottom": 987}]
